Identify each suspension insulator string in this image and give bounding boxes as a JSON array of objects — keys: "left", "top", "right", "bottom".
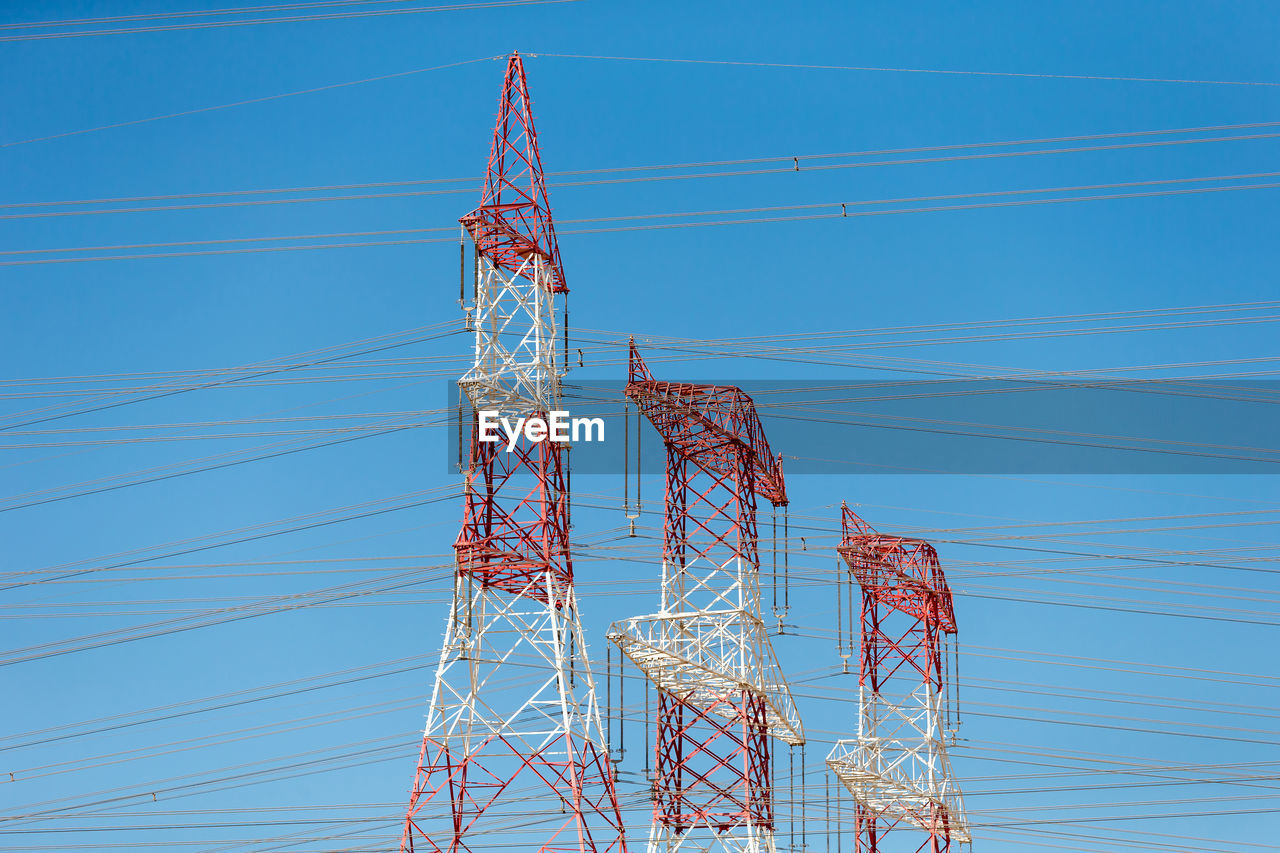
[
  {"left": 783, "top": 503, "right": 790, "bottom": 617},
  {"left": 836, "top": 557, "right": 846, "bottom": 669},
  {"left": 954, "top": 634, "right": 962, "bottom": 742},
  {"left": 634, "top": 402, "right": 641, "bottom": 515},
  {"left": 800, "top": 741, "right": 807, "bottom": 850},
  {"left": 847, "top": 562, "right": 855, "bottom": 672},
  {"left": 644, "top": 677, "right": 651, "bottom": 783},
  {"left": 836, "top": 789, "right": 843, "bottom": 852},
  {"left": 625, "top": 400, "right": 640, "bottom": 534},
  {"left": 789, "top": 746, "right": 796, "bottom": 851},
  {"left": 605, "top": 644, "right": 613, "bottom": 759},
  {"left": 463, "top": 563, "right": 474, "bottom": 642},
  {"left": 943, "top": 633, "right": 952, "bottom": 734},
  {"left": 772, "top": 739, "right": 778, "bottom": 841},
  {"left": 568, "top": 627, "right": 575, "bottom": 687},
  {"left": 458, "top": 226, "right": 466, "bottom": 308},
  {"left": 466, "top": 238, "right": 478, "bottom": 331},
  {"left": 456, "top": 392, "right": 465, "bottom": 474},
  {"left": 623, "top": 401, "right": 631, "bottom": 520},
  {"left": 772, "top": 505, "right": 779, "bottom": 624},
  {"left": 618, "top": 650, "right": 625, "bottom": 760},
  {"left": 824, "top": 771, "right": 831, "bottom": 853}
]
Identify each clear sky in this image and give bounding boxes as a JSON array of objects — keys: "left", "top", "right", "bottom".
[{"left": 2, "top": 2, "right": 1278, "bottom": 851}]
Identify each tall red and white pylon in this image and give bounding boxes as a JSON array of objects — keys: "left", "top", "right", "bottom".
[
  {"left": 610, "top": 342, "right": 804, "bottom": 853},
  {"left": 398, "top": 53, "right": 627, "bottom": 853},
  {"left": 826, "top": 503, "right": 970, "bottom": 852}
]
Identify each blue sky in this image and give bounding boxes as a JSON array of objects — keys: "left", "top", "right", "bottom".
[{"left": 2, "top": 2, "right": 1278, "bottom": 851}]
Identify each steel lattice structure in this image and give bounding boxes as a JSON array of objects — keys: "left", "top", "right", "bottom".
[
  {"left": 826, "top": 503, "right": 970, "bottom": 852},
  {"left": 609, "top": 341, "right": 804, "bottom": 853},
  {"left": 398, "top": 53, "right": 627, "bottom": 853}
]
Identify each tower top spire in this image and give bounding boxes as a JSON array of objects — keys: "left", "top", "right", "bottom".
[{"left": 461, "top": 52, "right": 566, "bottom": 292}]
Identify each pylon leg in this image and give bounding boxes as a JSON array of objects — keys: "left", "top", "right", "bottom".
[{"left": 401, "top": 572, "right": 626, "bottom": 853}]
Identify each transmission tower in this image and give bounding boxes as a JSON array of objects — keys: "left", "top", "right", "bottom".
[
  {"left": 609, "top": 341, "right": 804, "bottom": 853},
  {"left": 398, "top": 53, "right": 627, "bottom": 853},
  {"left": 826, "top": 503, "right": 970, "bottom": 852}
]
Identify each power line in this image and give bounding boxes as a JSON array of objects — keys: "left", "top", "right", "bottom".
[
  {"left": 1, "top": 55, "right": 502, "bottom": 148},
  {"left": 7, "top": 124, "right": 1279, "bottom": 214},
  {"left": 531, "top": 51, "right": 1280, "bottom": 88},
  {"left": 0, "top": 1, "right": 576, "bottom": 43},
  {"left": 0, "top": 0, "right": 469, "bottom": 30},
  {"left": 6, "top": 173, "right": 1279, "bottom": 267}
]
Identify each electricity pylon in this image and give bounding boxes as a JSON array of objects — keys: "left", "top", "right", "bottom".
[
  {"left": 827, "top": 503, "right": 970, "bottom": 852},
  {"left": 398, "top": 53, "right": 627, "bottom": 853},
  {"left": 609, "top": 341, "right": 804, "bottom": 853}
]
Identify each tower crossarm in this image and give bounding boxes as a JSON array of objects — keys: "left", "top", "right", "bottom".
[
  {"left": 626, "top": 339, "right": 787, "bottom": 506},
  {"left": 840, "top": 504, "right": 957, "bottom": 633},
  {"left": 608, "top": 612, "right": 804, "bottom": 746}
]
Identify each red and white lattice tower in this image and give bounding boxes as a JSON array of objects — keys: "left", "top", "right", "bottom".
[
  {"left": 609, "top": 341, "right": 804, "bottom": 853},
  {"left": 398, "top": 53, "right": 627, "bottom": 853},
  {"left": 826, "top": 503, "right": 970, "bottom": 852}
]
